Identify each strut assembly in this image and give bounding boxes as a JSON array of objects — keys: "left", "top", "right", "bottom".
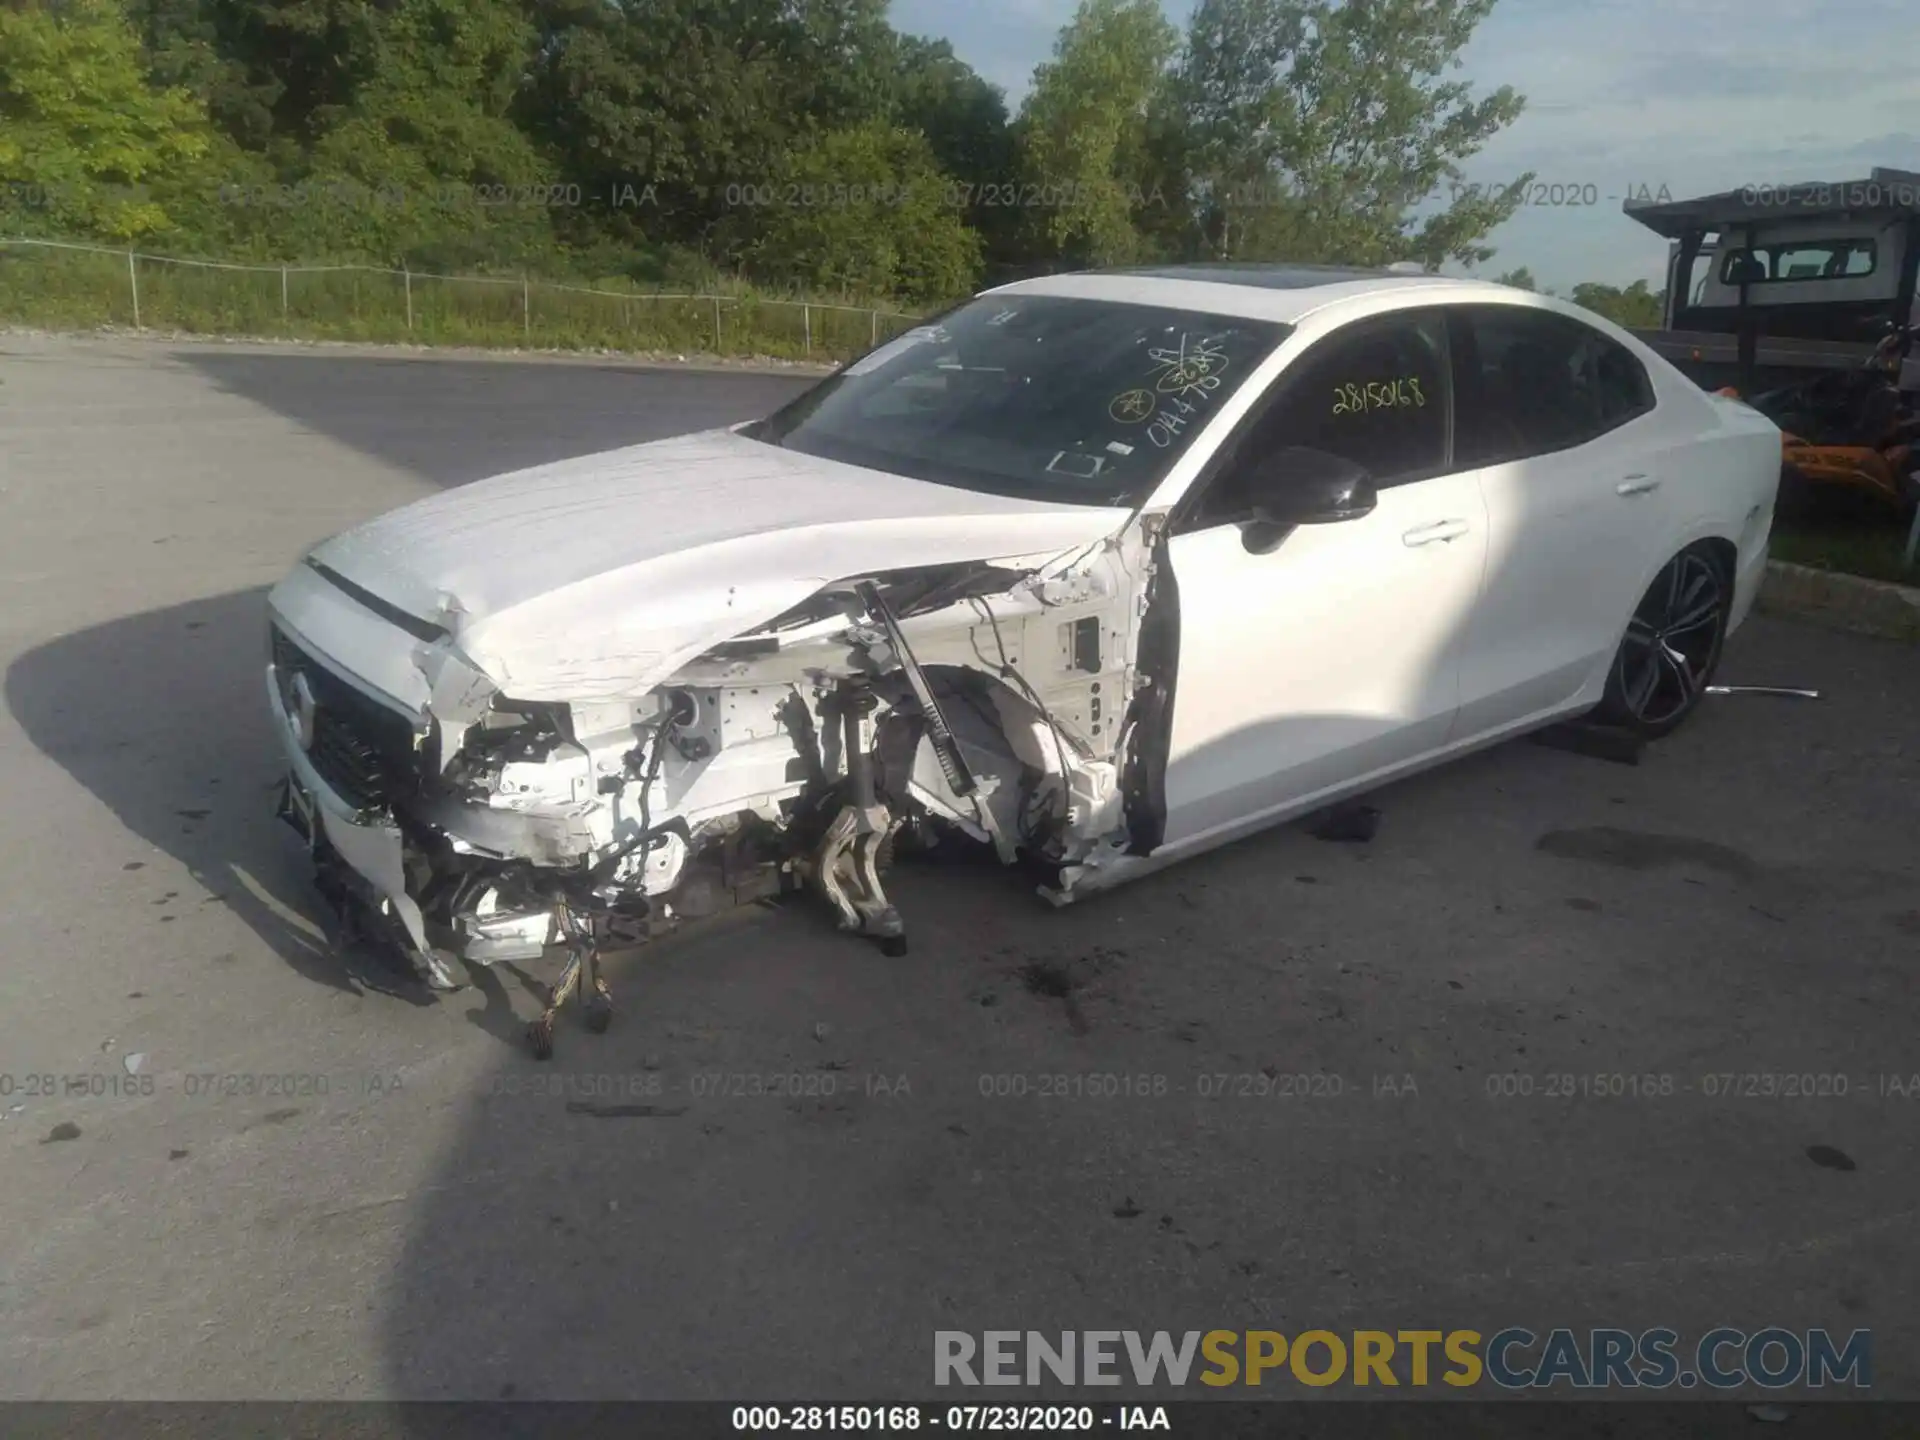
[
  {"left": 522, "top": 828, "right": 660, "bottom": 1060},
  {"left": 517, "top": 580, "right": 1003, "bottom": 1058},
  {"left": 526, "top": 889, "right": 618, "bottom": 1060},
  {"left": 523, "top": 675, "right": 919, "bottom": 1058},
  {"left": 796, "top": 678, "right": 909, "bottom": 955}
]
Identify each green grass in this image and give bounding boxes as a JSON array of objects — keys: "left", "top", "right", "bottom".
[
  {"left": 0, "top": 242, "right": 922, "bottom": 362},
  {"left": 1771, "top": 516, "right": 1919, "bottom": 586}
]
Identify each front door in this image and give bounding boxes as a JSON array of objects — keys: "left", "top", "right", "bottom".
[{"left": 1155, "top": 308, "right": 1490, "bottom": 849}]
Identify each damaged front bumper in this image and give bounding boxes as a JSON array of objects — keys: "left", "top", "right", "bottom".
[
  {"left": 266, "top": 653, "right": 474, "bottom": 989},
  {"left": 263, "top": 532, "right": 1168, "bottom": 1001}
]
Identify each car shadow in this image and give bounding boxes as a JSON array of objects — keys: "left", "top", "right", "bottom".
[
  {"left": 173, "top": 350, "right": 815, "bottom": 490},
  {"left": 3, "top": 585, "right": 435, "bottom": 1004},
  {"left": 1, "top": 578, "right": 1020, "bottom": 1041},
  {"left": 3, "top": 356, "right": 819, "bottom": 1016},
  {"left": 362, "top": 707, "right": 1500, "bottom": 1404},
  {"left": 365, "top": 516, "right": 1788, "bottom": 1402}
]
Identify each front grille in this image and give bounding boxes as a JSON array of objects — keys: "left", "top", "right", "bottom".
[{"left": 272, "top": 626, "right": 425, "bottom": 811}]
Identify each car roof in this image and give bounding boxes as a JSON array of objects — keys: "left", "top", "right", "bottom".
[
  {"left": 985, "top": 263, "right": 1515, "bottom": 326},
  {"left": 1101, "top": 262, "right": 1411, "bottom": 289}
]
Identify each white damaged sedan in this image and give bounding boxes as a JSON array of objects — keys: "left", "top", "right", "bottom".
[{"left": 265, "top": 264, "right": 1780, "bottom": 1051}]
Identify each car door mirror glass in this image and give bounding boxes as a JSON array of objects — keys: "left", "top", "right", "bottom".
[{"left": 1241, "top": 447, "right": 1379, "bottom": 526}]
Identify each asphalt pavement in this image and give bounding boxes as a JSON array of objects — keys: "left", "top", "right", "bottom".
[{"left": 0, "top": 331, "right": 1915, "bottom": 1408}]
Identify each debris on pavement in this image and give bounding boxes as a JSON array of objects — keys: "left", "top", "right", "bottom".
[
  {"left": 1529, "top": 721, "right": 1645, "bottom": 766},
  {"left": 566, "top": 1102, "right": 689, "bottom": 1119},
  {"left": 1310, "top": 801, "right": 1381, "bottom": 843}
]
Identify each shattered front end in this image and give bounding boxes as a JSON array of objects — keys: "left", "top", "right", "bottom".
[{"left": 264, "top": 534, "right": 1166, "bottom": 1049}]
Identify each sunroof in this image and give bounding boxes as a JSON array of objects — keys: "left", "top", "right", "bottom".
[{"left": 1094, "top": 263, "right": 1397, "bottom": 290}]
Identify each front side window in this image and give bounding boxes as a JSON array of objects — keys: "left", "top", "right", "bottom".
[
  {"left": 1719, "top": 239, "right": 1877, "bottom": 283},
  {"left": 1453, "top": 306, "right": 1655, "bottom": 468},
  {"left": 745, "top": 296, "right": 1291, "bottom": 508},
  {"left": 1186, "top": 311, "right": 1450, "bottom": 528}
]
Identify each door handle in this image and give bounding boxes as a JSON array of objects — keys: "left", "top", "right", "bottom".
[
  {"left": 1616, "top": 475, "right": 1661, "bottom": 496},
  {"left": 1401, "top": 518, "right": 1471, "bottom": 547}
]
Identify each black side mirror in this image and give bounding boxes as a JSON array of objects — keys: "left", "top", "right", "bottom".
[
  {"left": 1241, "top": 447, "right": 1379, "bottom": 527},
  {"left": 1725, "top": 255, "right": 1767, "bottom": 286}
]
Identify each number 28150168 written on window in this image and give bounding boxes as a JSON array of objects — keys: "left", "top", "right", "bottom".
[{"left": 1331, "top": 377, "right": 1428, "bottom": 416}]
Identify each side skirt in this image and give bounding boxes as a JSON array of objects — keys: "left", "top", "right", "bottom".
[{"left": 1048, "top": 696, "right": 1604, "bottom": 906}]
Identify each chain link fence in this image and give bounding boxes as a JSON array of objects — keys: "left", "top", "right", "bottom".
[{"left": 0, "top": 237, "right": 922, "bottom": 362}]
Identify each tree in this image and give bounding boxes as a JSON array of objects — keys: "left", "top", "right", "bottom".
[
  {"left": 1569, "top": 278, "right": 1663, "bottom": 329},
  {"left": 0, "top": 0, "right": 1546, "bottom": 308},
  {"left": 1162, "top": 0, "right": 1304, "bottom": 259},
  {"left": 289, "top": 0, "right": 558, "bottom": 267},
  {"left": 122, "top": 0, "right": 326, "bottom": 155},
  {"left": 1016, "top": 0, "right": 1178, "bottom": 267},
  {"left": 887, "top": 37, "right": 1013, "bottom": 190},
  {"left": 126, "top": 0, "right": 236, "bottom": 127},
  {"left": 883, "top": 35, "right": 1022, "bottom": 272},
  {"left": 720, "top": 121, "right": 981, "bottom": 304},
  {"left": 1162, "top": 0, "right": 1530, "bottom": 267},
  {"left": 0, "top": 0, "right": 216, "bottom": 240},
  {"left": 186, "top": 0, "right": 387, "bottom": 156},
  {"left": 519, "top": 0, "right": 899, "bottom": 250},
  {"left": 1493, "top": 265, "right": 1535, "bottom": 290},
  {"left": 785, "top": 0, "right": 897, "bottom": 135}
]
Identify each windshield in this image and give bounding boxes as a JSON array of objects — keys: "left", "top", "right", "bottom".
[{"left": 744, "top": 295, "right": 1291, "bottom": 507}]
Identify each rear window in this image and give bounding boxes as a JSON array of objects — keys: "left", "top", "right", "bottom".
[{"left": 1719, "top": 240, "right": 1877, "bottom": 283}]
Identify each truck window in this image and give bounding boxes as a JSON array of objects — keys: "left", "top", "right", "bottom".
[
  {"left": 1717, "top": 240, "right": 1876, "bottom": 283},
  {"left": 1689, "top": 251, "right": 1714, "bottom": 305}
]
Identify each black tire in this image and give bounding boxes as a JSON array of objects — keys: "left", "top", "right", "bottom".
[{"left": 1594, "top": 547, "right": 1730, "bottom": 739}]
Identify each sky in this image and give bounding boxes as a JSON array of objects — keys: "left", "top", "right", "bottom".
[{"left": 887, "top": 0, "right": 1920, "bottom": 292}]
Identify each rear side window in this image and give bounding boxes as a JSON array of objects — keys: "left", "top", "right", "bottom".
[{"left": 1453, "top": 306, "right": 1656, "bottom": 468}]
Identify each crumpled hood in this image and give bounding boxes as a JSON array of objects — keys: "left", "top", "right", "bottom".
[{"left": 303, "top": 427, "right": 1127, "bottom": 702}]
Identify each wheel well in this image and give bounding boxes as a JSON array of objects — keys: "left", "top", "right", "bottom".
[{"left": 1690, "top": 536, "right": 1739, "bottom": 588}]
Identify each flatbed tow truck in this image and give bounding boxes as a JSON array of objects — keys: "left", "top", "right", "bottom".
[
  {"left": 1623, "top": 167, "right": 1920, "bottom": 397},
  {"left": 1622, "top": 169, "right": 1920, "bottom": 555}
]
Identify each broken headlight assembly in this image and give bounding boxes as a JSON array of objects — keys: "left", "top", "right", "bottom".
[{"left": 279, "top": 548, "right": 1152, "bottom": 1063}]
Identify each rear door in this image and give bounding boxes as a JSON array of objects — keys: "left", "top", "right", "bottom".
[
  {"left": 1156, "top": 307, "right": 1490, "bottom": 848},
  {"left": 1447, "top": 304, "right": 1672, "bottom": 736}
]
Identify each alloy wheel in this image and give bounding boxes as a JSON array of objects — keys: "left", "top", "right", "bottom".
[{"left": 1616, "top": 552, "right": 1722, "bottom": 727}]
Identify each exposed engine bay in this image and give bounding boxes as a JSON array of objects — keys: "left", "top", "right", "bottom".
[{"left": 268, "top": 529, "right": 1170, "bottom": 1056}]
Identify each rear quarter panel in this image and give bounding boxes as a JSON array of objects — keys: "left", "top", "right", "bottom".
[
  {"left": 1433, "top": 288, "right": 1782, "bottom": 570},
  {"left": 1639, "top": 356, "right": 1781, "bottom": 633},
  {"left": 1555, "top": 364, "right": 1780, "bottom": 708}
]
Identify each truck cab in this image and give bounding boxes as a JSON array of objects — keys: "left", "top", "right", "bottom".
[
  {"left": 1626, "top": 168, "right": 1920, "bottom": 394},
  {"left": 1682, "top": 219, "right": 1919, "bottom": 343}
]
